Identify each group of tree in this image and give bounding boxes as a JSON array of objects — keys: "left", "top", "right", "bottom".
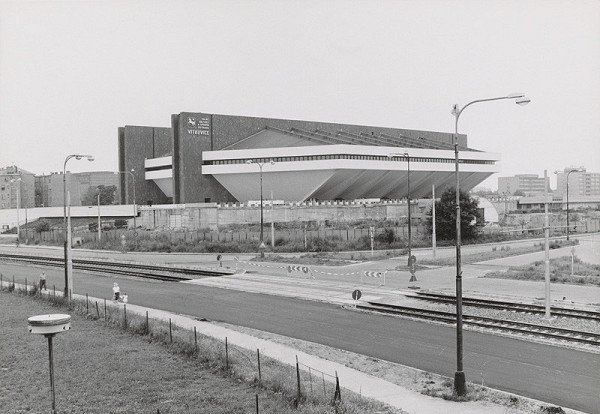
[
  {"left": 425, "top": 187, "right": 483, "bottom": 241},
  {"left": 82, "top": 185, "right": 117, "bottom": 206}
]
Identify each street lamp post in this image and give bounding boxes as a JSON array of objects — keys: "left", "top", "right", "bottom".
[
  {"left": 388, "top": 152, "right": 411, "bottom": 265},
  {"left": 555, "top": 169, "right": 582, "bottom": 240},
  {"left": 10, "top": 176, "right": 21, "bottom": 245},
  {"left": 63, "top": 154, "right": 94, "bottom": 298},
  {"left": 451, "top": 93, "right": 530, "bottom": 396},
  {"left": 246, "top": 159, "right": 275, "bottom": 257},
  {"left": 115, "top": 169, "right": 137, "bottom": 242}
]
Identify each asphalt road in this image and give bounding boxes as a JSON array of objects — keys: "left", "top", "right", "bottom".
[{"left": 2, "top": 262, "right": 599, "bottom": 413}]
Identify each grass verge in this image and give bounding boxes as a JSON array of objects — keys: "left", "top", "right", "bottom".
[
  {"left": 0, "top": 286, "right": 401, "bottom": 414},
  {"left": 483, "top": 255, "right": 600, "bottom": 286}
]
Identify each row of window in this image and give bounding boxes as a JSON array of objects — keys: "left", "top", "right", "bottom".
[{"left": 209, "top": 154, "right": 494, "bottom": 165}]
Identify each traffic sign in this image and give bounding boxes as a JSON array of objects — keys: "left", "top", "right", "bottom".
[{"left": 352, "top": 289, "right": 362, "bottom": 300}]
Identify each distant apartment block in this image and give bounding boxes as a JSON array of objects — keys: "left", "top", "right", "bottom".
[
  {"left": 0, "top": 166, "right": 35, "bottom": 209},
  {"left": 497, "top": 174, "right": 549, "bottom": 196},
  {"left": 555, "top": 167, "right": 600, "bottom": 197},
  {"left": 35, "top": 171, "right": 119, "bottom": 207}
]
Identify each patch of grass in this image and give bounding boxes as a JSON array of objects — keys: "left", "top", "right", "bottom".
[
  {"left": 484, "top": 255, "right": 600, "bottom": 286},
  {"left": 0, "top": 287, "right": 402, "bottom": 414}
]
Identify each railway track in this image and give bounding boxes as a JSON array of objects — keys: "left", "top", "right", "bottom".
[
  {"left": 0, "top": 253, "right": 233, "bottom": 282},
  {"left": 358, "top": 302, "right": 600, "bottom": 347},
  {"left": 413, "top": 291, "right": 600, "bottom": 321}
]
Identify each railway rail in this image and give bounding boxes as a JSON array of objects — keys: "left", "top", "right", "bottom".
[
  {"left": 412, "top": 291, "right": 600, "bottom": 321},
  {"left": 359, "top": 301, "right": 600, "bottom": 347},
  {"left": 0, "top": 253, "right": 233, "bottom": 282}
]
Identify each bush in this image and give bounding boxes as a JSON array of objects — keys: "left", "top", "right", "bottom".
[{"left": 33, "top": 220, "right": 51, "bottom": 233}]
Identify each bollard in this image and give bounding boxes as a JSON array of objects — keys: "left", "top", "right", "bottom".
[
  {"left": 123, "top": 304, "right": 127, "bottom": 328},
  {"left": 104, "top": 298, "right": 107, "bottom": 322},
  {"left": 322, "top": 373, "right": 326, "bottom": 398},
  {"left": 86, "top": 294, "right": 89, "bottom": 313},
  {"left": 25, "top": 278, "right": 27, "bottom": 294},
  {"left": 169, "top": 318, "right": 172, "bottom": 343},
  {"left": 146, "top": 311, "right": 149, "bottom": 334},
  {"left": 95, "top": 302, "right": 100, "bottom": 318},
  {"left": 255, "top": 394, "right": 259, "bottom": 414},
  {"left": 53, "top": 285, "right": 56, "bottom": 302}
]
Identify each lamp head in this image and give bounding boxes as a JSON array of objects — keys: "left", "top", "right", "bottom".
[
  {"left": 515, "top": 97, "right": 531, "bottom": 106},
  {"left": 269, "top": 160, "right": 275, "bottom": 165}
]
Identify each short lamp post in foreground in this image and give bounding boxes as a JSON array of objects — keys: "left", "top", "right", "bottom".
[
  {"left": 63, "top": 154, "right": 94, "bottom": 298},
  {"left": 451, "top": 93, "right": 530, "bottom": 396},
  {"left": 28, "top": 314, "right": 72, "bottom": 414},
  {"left": 246, "top": 159, "right": 275, "bottom": 258}
]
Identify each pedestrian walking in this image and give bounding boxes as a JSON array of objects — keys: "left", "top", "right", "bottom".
[
  {"left": 39, "top": 272, "right": 46, "bottom": 291},
  {"left": 122, "top": 293, "right": 128, "bottom": 304},
  {"left": 112, "top": 282, "right": 120, "bottom": 302}
]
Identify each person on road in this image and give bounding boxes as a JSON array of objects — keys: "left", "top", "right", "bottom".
[
  {"left": 122, "top": 292, "right": 128, "bottom": 304},
  {"left": 112, "top": 282, "right": 121, "bottom": 302},
  {"left": 39, "top": 272, "right": 46, "bottom": 291}
]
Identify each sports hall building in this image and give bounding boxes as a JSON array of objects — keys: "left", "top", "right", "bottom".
[{"left": 118, "top": 112, "right": 500, "bottom": 205}]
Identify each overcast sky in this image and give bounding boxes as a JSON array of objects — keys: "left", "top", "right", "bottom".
[{"left": 1, "top": 0, "right": 598, "bottom": 191}]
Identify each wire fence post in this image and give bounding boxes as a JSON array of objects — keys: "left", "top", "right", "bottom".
[
  {"left": 333, "top": 371, "right": 341, "bottom": 403},
  {"left": 104, "top": 298, "right": 107, "bottom": 322},
  {"left": 194, "top": 326, "right": 197, "bottom": 352},
  {"left": 95, "top": 301, "right": 100, "bottom": 318},
  {"left": 25, "top": 278, "right": 27, "bottom": 294},
  {"left": 322, "top": 373, "right": 326, "bottom": 398},
  {"left": 296, "top": 355, "right": 302, "bottom": 402},
  {"left": 257, "top": 349, "right": 262, "bottom": 382},
  {"left": 225, "top": 337, "right": 229, "bottom": 371},
  {"left": 308, "top": 367, "right": 313, "bottom": 394},
  {"left": 123, "top": 304, "right": 127, "bottom": 328},
  {"left": 255, "top": 394, "right": 259, "bottom": 414},
  {"left": 146, "top": 311, "right": 149, "bottom": 334},
  {"left": 86, "top": 293, "right": 89, "bottom": 313},
  {"left": 169, "top": 318, "right": 172, "bottom": 343},
  {"left": 53, "top": 285, "right": 56, "bottom": 302}
]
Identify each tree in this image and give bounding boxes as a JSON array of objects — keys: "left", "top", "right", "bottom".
[
  {"left": 82, "top": 185, "right": 117, "bottom": 206},
  {"left": 426, "top": 187, "right": 483, "bottom": 241}
]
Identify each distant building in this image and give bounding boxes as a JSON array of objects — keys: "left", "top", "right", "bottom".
[
  {"left": 0, "top": 166, "right": 35, "bottom": 209},
  {"left": 35, "top": 171, "right": 119, "bottom": 207},
  {"left": 498, "top": 174, "right": 549, "bottom": 196},
  {"left": 555, "top": 167, "right": 600, "bottom": 197}
]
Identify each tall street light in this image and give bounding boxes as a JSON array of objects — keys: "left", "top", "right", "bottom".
[
  {"left": 246, "top": 159, "right": 275, "bottom": 257},
  {"left": 10, "top": 175, "right": 22, "bottom": 245},
  {"left": 554, "top": 168, "right": 582, "bottom": 240},
  {"left": 63, "top": 154, "right": 94, "bottom": 298},
  {"left": 114, "top": 169, "right": 137, "bottom": 242},
  {"left": 388, "top": 152, "right": 411, "bottom": 266},
  {"left": 451, "top": 93, "right": 530, "bottom": 396}
]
